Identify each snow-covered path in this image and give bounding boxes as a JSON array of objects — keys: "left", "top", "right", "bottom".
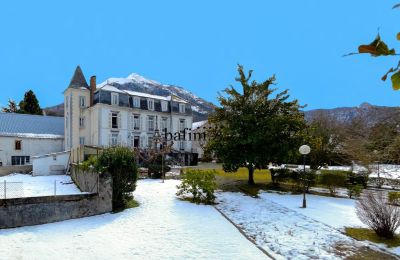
[
  {"left": 0, "top": 180, "right": 267, "bottom": 260},
  {"left": 216, "top": 192, "right": 390, "bottom": 259}
]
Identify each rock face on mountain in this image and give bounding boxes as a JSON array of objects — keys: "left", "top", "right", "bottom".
[
  {"left": 304, "top": 102, "right": 400, "bottom": 126},
  {"left": 45, "top": 73, "right": 215, "bottom": 122}
]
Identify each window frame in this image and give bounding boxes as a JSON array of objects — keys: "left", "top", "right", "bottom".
[
  {"left": 179, "top": 103, "right": 186, "bottom": 113},
  {"left": 15, "top": 140, "right": 22, "bottom": 150},
  {"left": 147, "top": 99, "right": 154, "bottom": 111},
  {"left": 79, "top": 96, "right": 86, "bottom": 108},
  {"left": 133, "top": 97, "right": 140, "bottom": 108},
  {"left": 111, "top": 93, "right": 119, "bottom": 106}
]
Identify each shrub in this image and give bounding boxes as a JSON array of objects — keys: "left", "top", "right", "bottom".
[
  {"left": 96, "top": 147, "right": 138, "bottom": 210},
  {"left": 176, "top": 169, "right": 217, "bottom": 204},
  {"left": 78, "top": 155, "right": 97, "bottom": 172},
  {"left": 318, "top": 170, "right": 348, "bottom": 196},
  {"left": 347, "top": 184, "right": 363, "bottom": 199},
  {"left": 356, "top": 191, "right": 400, "bottom": 238},
  {"left": 348, "top": 171, "right": 369, "bottom": 188},
  {"left": 388, "top": 192, "right": 400, "bottom": 205},
  {"left": 144, "top": 154, "right": 171, "bottom": 179}
]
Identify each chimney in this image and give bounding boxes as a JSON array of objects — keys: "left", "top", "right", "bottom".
[{"left": 90, "top": 76, "right": 96, "bottom": 106}]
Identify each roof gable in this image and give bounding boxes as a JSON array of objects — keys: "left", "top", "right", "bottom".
[{"left": 67, "top": 65, "right": 89, "bottom": 89}]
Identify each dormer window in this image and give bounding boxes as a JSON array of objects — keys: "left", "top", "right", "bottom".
[
  {"left": 133, "top": 97, "right": 140, "bottom": 108},
  {"left": 179, "top": 103, "right": 186, "bottom": 113},
  {"left": 161, "top": 101, "right": 168, "bottom": 112},
  {"left": 147, "top": 99, "right": 154, "bottom": 111},
  {"left": 79, "top": 96, "right": 86, "bottom": 108},
  {"left": 111, "top": 93, "right": 119, "bottom": 105}
]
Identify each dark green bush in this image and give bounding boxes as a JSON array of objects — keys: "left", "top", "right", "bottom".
[
  {"left": 348, "top": 171, "right": 369, "bottom": 188},
  {"left": 318, "top": 170, "right": 348, "bottom": 196},
  {"left": 388, "top": 192, "right": 400, "bottom": 205},
  {"left": 348, "top": 184, "right": 363, "bottom": 199},
  {"left": 96, "top": 147, "right": 138, "bottom": 210},
  {"left": 176, "top": 169, "right": 217, "bottom": 204}
]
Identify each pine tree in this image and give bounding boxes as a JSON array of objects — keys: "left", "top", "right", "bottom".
[
  {"left": 206, "top": 65, "right": 306, "bottom": 185},
  {"left": 18, "top": 90, "right": 42, "bottom": 115}
]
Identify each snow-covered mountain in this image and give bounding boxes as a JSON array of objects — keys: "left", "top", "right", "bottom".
[{"left": 45, "top": 73, "right": 215, "bottom": 122}]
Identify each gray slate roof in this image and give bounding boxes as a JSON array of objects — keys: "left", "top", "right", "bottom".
[
  {"left": 0, "top": 113, "right": 64, "bottom": 138},
  {"left": 68, "top": 65, "right": 89, "bottom": 89}
]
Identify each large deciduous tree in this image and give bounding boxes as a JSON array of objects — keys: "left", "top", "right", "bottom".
[{"left": 205, "top": 65, "right": 306, "bottom": 185}]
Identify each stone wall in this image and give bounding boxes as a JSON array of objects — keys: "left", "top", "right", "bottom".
[
  {"left": 0, "top": 165, "right": 32, "bottom": 176},
  {"left": 0, "top": 170, "right": 112, "bottom": 229}
]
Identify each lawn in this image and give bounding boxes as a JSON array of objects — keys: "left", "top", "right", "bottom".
[{"left": 346, "top": 227, "right": 400, "bottom": 248}]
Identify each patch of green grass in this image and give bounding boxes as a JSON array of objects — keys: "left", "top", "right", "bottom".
[
  {"left": 213, "top": 167, "right": 271, "bottom": 183},
  {"left": 125, "top": 199, "right": 140, "bottom": 209},
  {"left": 345, "top": 227, "right": 400, "bottom": 248}
]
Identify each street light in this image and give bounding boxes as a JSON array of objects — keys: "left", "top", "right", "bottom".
[
  {"left": 299, "top": 144, "right": 311, "bottom": 208},
  {"left": 153, "top": 129, "right": 165, "bottom": 183}
]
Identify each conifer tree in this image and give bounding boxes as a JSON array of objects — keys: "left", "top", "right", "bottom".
[
  {"left": 18, "top": 90, "right": 42, "bottom": 115},
  {"left": 206, "top": 65, "right": 306, "bottom": 185}
]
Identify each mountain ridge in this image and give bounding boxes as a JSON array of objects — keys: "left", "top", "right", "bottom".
[{"left": 44, "top": 73, "right": 400, "bottom": 125}]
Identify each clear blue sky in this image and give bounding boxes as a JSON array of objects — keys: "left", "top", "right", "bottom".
[{"left": 0, "top": 0, "right": 399, "bottom": 110}]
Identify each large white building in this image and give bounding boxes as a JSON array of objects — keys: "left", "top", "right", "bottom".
[
  {"left": 0, "top": 113, "right": 64, "bottom": 166},
  {"left": 64, "top": 66, "right": 196, "bottom": 165}
]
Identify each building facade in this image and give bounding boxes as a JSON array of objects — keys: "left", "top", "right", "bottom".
[
  {"left": 0, "top": 113, "right": 64, "bottom": 166},
  {"left": 64, "top": 66, "right": 195, "bottom": 165}
]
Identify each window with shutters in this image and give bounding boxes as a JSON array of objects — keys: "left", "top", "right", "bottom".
[
  {"left": 110, "top": 112, "right": 120, "bottom": 129},
  {"left": 148, "top": 116, "right": 155, "bottom": 132},
  {"left": 111, "top": 93, "right": 119, "bottom": 105},
  {"left": 110, "top": 132, "right": 119, "bottom": 146},
  {"left": 161, "top": 101, "right": 168, "bottom": 112},
  {"left": 133, "top": 114, "right": 140, "bottom": 130},
  {"left": 133, "top": 97, "right": 140, "bottom": 108},
  {"left": 161, "top": 117, "right": 168, "bottom": 132},
  {"left": 179, "top": 119, "right": 186, "bottom": 132},
  {"left": 79, "top": 117, "right": 85, "bottom": 128},
  {"left": 79, "top": 96, "right": 86, "bottom": 108},
  {"left": 179, "top": 103, "right": 186, "bottom": 113},
  {"left": 147, "top": 99, "right": 154, "bottom": 111},
  {"left": 148, "top": 136, "right": 153, "bottom": 148},
  {"left": 179, "top": 140, "right": 185, "bottom": 151}
]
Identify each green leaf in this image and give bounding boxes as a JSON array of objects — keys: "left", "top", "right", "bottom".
[{"left": 391, "top": 71, "right": 400, "bottom": 90}]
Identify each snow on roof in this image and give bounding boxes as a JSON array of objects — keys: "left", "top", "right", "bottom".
[
  {"left": 0, "top": 113, "right": 64, "bottom": 138},
  {"left": 192, "top": 120, "right": 207, "bottom": 129},
  {"left": 96, "top": 84, "right": 126, "bottom": 94},
  {"left": 123, "top": 90, "right": 170, "bottom": 101}
]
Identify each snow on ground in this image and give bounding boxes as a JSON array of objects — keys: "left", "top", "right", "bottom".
[
  {"left": 0, "top": 174, "right": 83, "bottom": 198},
  {"left": 261, "top": 192, "right": 364, "bottom": 229},
  {"left": 216, "top": 191, "right": 387, "bottom": 259},
  {"left": 0, "top": 180, "right": 267, "bottom": 260}
]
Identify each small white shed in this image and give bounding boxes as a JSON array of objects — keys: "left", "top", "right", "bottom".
[{"left": 32, "top": 151, "right": 70, "bottom": 176}]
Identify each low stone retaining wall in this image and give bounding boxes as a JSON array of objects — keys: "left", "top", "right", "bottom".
[
  {"left": 0, "top": 165, "right": 32, "bottom": 176},
  {"left": 0, "top": 170, "right": 112, "bottom": 229}
]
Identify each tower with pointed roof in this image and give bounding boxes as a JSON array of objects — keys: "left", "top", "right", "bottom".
[{"left": 64, "top": 66, "right": 91, "bottom": 150}]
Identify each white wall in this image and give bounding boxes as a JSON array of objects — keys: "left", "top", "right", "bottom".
[
  {"left": 0, "top": 136, "right": 64, "bottom": 166},
  {"left": 32, "top": 151, "right": 69, "bottom": 176}
]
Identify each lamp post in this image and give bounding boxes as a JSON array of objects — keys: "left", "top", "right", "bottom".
[
  {"left": 299, "top": 144, "right": 311, "bottom": 208},
  {"left": 153, "top": 129, "right": 165, "bottom": 183}
]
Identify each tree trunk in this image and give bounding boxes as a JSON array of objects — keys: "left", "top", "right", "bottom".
[{"left": 248, "top": 166, "right": 255, "bottom": 185}]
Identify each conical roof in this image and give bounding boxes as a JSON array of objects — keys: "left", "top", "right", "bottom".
[{"left": 67, "top": 65, "right": 89, "bottom": 89}]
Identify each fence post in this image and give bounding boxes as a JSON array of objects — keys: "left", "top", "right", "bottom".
[
  {"left": 54, "top": 180, "right": 56, "bottom": 196},
  {"left": 4, "top": 180, "right": 6, "bottom": 200},
  {"left": 97, "top": 174, "right": 99, "bottom": 194}
]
